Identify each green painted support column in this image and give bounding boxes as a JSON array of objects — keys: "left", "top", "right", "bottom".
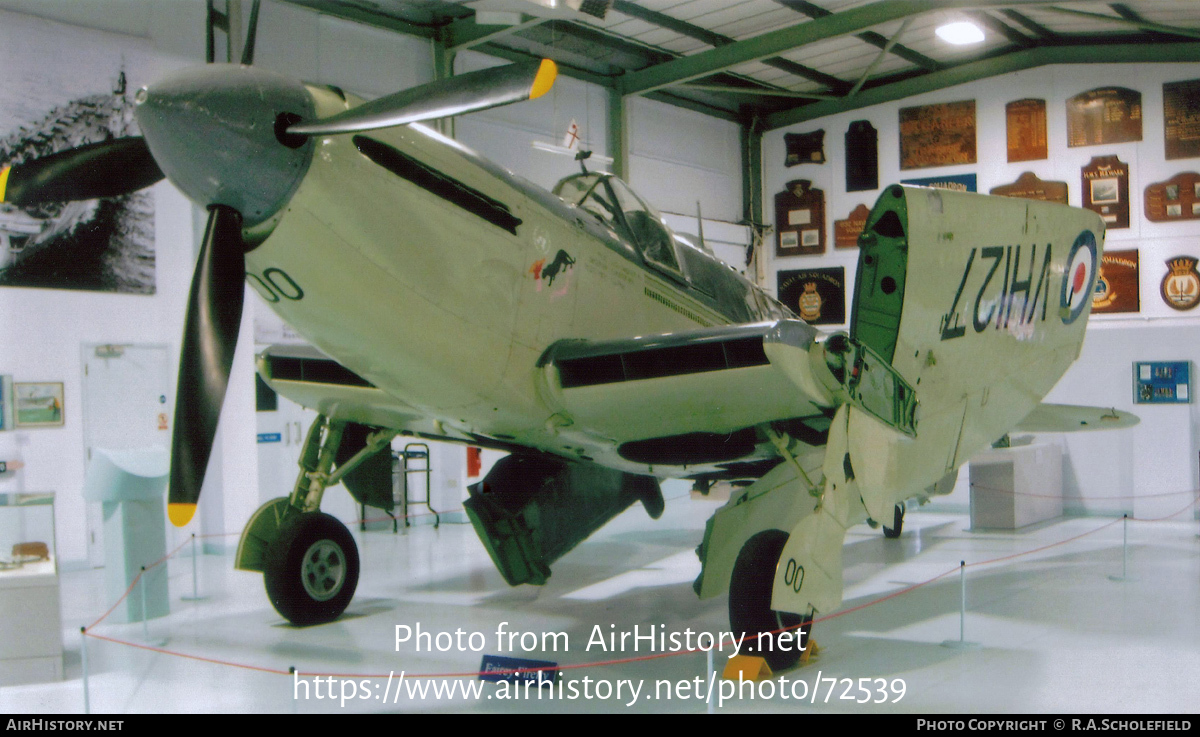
[
  {"left": 741, "top": 121, "right": 764, "bottom": 228},
  {"left": 432, "top": 38, "right": 457, "bottom": 139},
  {"left": 608, "top": 88, "right": 629, "bottom": 180}
]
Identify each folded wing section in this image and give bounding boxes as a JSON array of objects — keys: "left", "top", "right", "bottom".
[{"left": 537, "top": 320, "right": 916, "bottom": 468}]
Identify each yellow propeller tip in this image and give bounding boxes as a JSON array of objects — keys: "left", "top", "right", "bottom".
[
  {"left": 168, "top": 502, "right": 197, "bottom": 527},
  {"left": 530, "top": 59, "right": 557, "bottom": 100},
  {"left": 0, "top": 166, "right": 10, "bottom": 203}
]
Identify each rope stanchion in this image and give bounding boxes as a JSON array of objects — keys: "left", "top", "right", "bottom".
[{"left": 78, "top": 497, "right": 1187, "bottom": 683}]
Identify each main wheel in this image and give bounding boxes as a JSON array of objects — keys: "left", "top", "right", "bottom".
[
  {"left": 882, "top": 503, "right": 905, "bottom": 538},
  {"left": 265, "top": 512, "right": 360, "bottom": 626},
  {"left": 728, "top": 530, "right": 812, "bottom": 672}
]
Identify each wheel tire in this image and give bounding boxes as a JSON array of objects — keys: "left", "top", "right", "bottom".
[
  {"left": 882, "top": 503, "right": 905, "bottom": 539},
  {"left": 265, "top": 512, "right": 359, "bottom": 626},
  {"left": 728, "top": 530, "right": 811, "bottom": 672}
]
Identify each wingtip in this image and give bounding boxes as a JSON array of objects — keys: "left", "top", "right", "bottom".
[
  {"left": 530, "top": 59, "right": 557, "bottom": 100},
  {"left": 168, "top": 502, "right": 197, "bottom": 527}
]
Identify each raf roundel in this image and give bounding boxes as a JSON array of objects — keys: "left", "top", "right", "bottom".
[{"left": 1060, "top": 230, "right": 1098, "bottom": 324}]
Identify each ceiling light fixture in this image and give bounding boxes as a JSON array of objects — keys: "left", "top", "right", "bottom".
[{"left": 935, "top": 21, "right": 985, "bottom": 45}]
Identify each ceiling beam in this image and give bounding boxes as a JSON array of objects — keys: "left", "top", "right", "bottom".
[
  {"left": 616, "top": 0, "right": 1060, "bottom": 96},
  {"left": 774, "top": 0, "right": 941, "bottom": 71},
  {"left": 847, "top": 17, "right": 912, "bottom": 98},
  {"left": 999, "top": 9, "right": 1058, "bottom": 39},
  {"left": 279, "top": 0, "right": 439, "bottom": 39},
  {"left": 763, "top": 41, "right": 1200, "bottom": 130},
  {"left": 610, "top": 0, "right": 850, "bottom": 94},
  {"left": 444, "top": 16, "right": 546, "bottom": 51},
  {"left": 1042, "top": 6, "right": 1200, "bottom": 42},
  {"left": 967, "top": 10, "right": 1037, "bottom": 48}
]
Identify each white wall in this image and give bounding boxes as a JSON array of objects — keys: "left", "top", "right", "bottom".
[{"left": 764, "top": 61, "right": 1200, "bottom": 517}]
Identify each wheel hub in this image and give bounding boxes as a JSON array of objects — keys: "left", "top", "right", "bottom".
[{"left": 301, "top": 539, "right": 345, "bottom": 602}]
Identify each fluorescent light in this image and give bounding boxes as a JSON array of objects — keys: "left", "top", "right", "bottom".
[{"left": 935, "top": 21, "right": 985, "bottom": 45}]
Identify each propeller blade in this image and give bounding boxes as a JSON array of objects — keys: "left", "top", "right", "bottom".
[
  {"left": 0, "top": 137, "right": 164, "bottom": 207},
  {"left": 288, "top": 59, "right": 557, "bottom": 136},
  {"left": 168, "top": 205, "right": 246, "bottom": 527}
]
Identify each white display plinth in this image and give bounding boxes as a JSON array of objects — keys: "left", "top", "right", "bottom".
[
  {"left": 969, "top": 443, "right": 1063, "bottom": 530},
  {"left": 0, "top": 493, "right": 63, "bottom": 686}
]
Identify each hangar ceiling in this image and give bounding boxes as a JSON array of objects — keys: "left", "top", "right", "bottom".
[{"left": 279, "top": 0, "right": 1200, "bottom": 128}]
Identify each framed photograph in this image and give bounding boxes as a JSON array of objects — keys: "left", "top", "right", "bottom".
[
  {"left": 14, "top": 383, "right": 64, "bottom": 427},
  {"left": 1090, "top": 178, "right": 1120, "bottom": 204},
  {"left": 780, "top": 231, "right": 799, "bottom": 249},
  {"left": 1168, "top": 204, "right": 1183, "bottom": 217},
  {"left": 788, "top": 209, "right": 811, "bottom": 226},
  {"left": 801, "top": 229, "right": 820, "bottom": 247},
  {"left": 1166, "top": 184, "right": 1180, "bottom": 201}
]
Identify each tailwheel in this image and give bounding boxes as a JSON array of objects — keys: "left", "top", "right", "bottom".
[
  {"left": 265, "top": 512, "right": 359, "bottom": 626},
  {"left": 728, "top": 529, "right": 812, "bottom": 672},
  {"left": 882, "top": 502, "right": 905, "bottom": 539}
]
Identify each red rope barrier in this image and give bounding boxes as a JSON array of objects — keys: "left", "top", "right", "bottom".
[{"left": 85, "top": 507, "right": 1157, "bottom": 680}]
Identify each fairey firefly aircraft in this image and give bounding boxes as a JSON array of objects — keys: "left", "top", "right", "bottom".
[{"left": 0, "top": 41, "right": 1136, "bottom": 670}]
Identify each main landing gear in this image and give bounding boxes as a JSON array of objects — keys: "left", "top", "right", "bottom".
[
  {"left": 236, "top": 415, "right": 396, "bottom": 626},
  {"left": 728, "top": 530, "right": 812, "bottom": 672}
]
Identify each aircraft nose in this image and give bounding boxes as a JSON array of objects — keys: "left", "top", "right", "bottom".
[{"left": 134, "top": 64, "right": 315, "bottom": 226}]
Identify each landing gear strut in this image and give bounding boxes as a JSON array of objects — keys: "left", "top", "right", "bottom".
[
  {"left": 728, "top": 529, "right": 812, "bottom": 672},
  {"left": 237, "top": 414, "right": 396, "bottom": 625}
]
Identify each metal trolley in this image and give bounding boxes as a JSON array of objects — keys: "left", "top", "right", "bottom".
[
  {"left": 358, "top": 442, "right": 439, "bottom": 532},
  {"left": 398, "top": 442, "right": 438, "bottom": 528}
]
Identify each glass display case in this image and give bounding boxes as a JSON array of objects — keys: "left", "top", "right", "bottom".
[{"left": 0, "top": 492, "right": 63, "bottom": 685}]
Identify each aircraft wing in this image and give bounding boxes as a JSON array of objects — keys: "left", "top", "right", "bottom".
[
  {"left": 536, "top": 319, "right": 871, "bottom": 466},
  {"left": 1015, "top": 403, "right": 1139, "bottom": 433}
]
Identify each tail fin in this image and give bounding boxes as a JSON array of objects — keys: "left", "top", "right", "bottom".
[{"left": 848, "top": 185, "right": 1105, "bottom": 504}]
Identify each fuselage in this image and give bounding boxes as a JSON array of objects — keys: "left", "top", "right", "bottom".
[{"left": 248, "top": 84, "right": 789, "bottom": 478}]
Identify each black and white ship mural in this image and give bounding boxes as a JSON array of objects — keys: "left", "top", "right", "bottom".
[{"left": 0, "top": 74, "right": 155, "bottom": 295}]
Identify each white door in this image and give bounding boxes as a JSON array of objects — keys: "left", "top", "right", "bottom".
[{"left": 80, "top": 343, "right": 171, "bottom": 568}]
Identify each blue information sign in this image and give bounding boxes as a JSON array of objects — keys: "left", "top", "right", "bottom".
[
  {"left": 257, "top": 432, "right": 282, "bottom": 443},
  {"left": 478, "top": 654, "right": 558, "bottom": 686},
  {"left": 1133, "top": 361, "right": 1191, "bottom": 404}
]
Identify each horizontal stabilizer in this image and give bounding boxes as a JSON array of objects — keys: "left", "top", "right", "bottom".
[{"left": 1015, "top": 403, "right": 1139, "bottom": 433}]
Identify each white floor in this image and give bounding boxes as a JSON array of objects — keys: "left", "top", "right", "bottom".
[{"left": 4, "top": 486, "right": 1200, "bottom": 714}]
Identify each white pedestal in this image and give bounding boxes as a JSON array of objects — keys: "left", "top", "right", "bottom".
[
  {"left": 969, "top": 443, "right": 1063, "bottom": 529},
  {"left": 0, "top": 558, "right": 63, "bottom": 686}
]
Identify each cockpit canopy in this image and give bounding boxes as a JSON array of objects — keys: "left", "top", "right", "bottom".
[{"left": 552, "top": 172, "right": 683, "bottom": 272}]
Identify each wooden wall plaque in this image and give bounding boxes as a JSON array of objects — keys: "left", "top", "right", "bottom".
[
  {"left": 774, "top": 180, "right": 826, "bottom": 257},
  {"left": 1082, "top": 156, "right": 1130, "bottom": 229},
  {"left": 777, "top": 267, "right": 845, "bottom": 325},
  {"left": 1164, "top": 79, "right": 1200, "bottom": 160},
  {"left": 1145, "top": 172, "right": 1200, "bottom": 222},
  {"left": 834, "top": 204, "right": 871, "bottom": 248},
  {"left": 785, "top": 130, "right": 825, "bottom": 166},
  {"left": 1067, "top": 87, "right": 1142, "bottom": 147},
  {"left": 1161, "top": 256, "right": 1200, "bottom": 311},
  {"left": 1006, "top": 98, "right": 1048, "bottom": 162},
  {"left": 989, "top": 171, "right": 1068, "bottom": 204},
  {"left": 899, "top": 99, "right": 976, "bottom": 170},
  {"left": 845, "top": 120, "right": 878, "bottom": 192},
  {"left": 1092, "top": 249, "right": 1139, "bottom": 314}
]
